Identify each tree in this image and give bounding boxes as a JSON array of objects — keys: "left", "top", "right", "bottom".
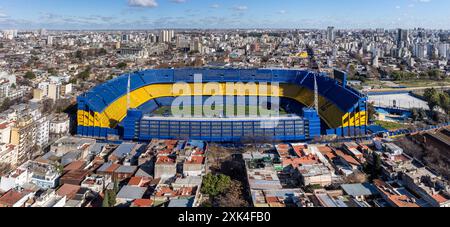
[
  {"left": 52, "top": 162, "right": 65, "bottom": 175},
  {"left": 48, "top": 68, "right": 57, "bottom": 75},
  {"left": 102, "top": 190, "right": 111, "bottom": 207},
  {"left": 0, "top": 43, "right": 3, "bottom": 48},
  {"left": 109, "top": 189, "right": 117, "bottom": 206},
  {"left": 42, "top": 99, "right": 54, "bottom": 114},
  {"left": 304, "top": 184, "right": 323, "bottom": 193},
  {"left": 367, "top": 102, "right": 377, "bottom": 122},
  {"left": 213, "top": 181, "right": 249, "bottom": 207},
  {"left": 427, "top": 69, "right": 443, "bottom": 80},
  {"left": 102, "top": 187, "right": 117, "bottom": 207},
  {"left": 371, "top": 152, "right": 382, "bottom": 180},
  {"left": 411, "top": 108, "right": 420, "bottom": 121},
  {"left": 345, "top": 171, "right": 368, "bottom": 184},
  {"left": 439, "top": 92, "right": 450, "bottom": 114},
  {"left": 0, "top": 98, "right": 11, "bottom": 112},
  {"left": 432, "top": 111, "right": 448, "bottom": 123},
  {"left": 423, "top": 88, "right": 440, "bottom": 111},
  {"left": 201, "top": 173, "right": 231, "bottom": 197},
  {"left": 99, "top": 48, "right": 107, "bottom": 55},
  {"left": 77, "top": 68, "right": 91, "bottom": 80},
  {"left": 24, "top": 71, "right": 36, "bottom": 80},
  {"left": 75, "top": 50, "right": 84, "bottom": 60},
  {"left": 117, "top": 62, "right": 127, "bottom": 69},
  {"left": 0, "top": 162, "right": 11, "bottom": 175}
]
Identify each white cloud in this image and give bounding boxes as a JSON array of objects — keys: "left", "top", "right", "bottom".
[
  {"left": 232, "top": 5, "right": 248, "bottom": 11},
  {"left": 128, "top": 0, "right": 158, "bottom": 8},
  {"left": 210, "top": 4, "right": 220, "bottom": 9},
  {"left": 171, "top": 0, "right": 186, "bottom": 3}
]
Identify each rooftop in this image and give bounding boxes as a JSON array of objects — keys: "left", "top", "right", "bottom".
[
  {"left": 117, "top": 186, "right": 147, "bottom": 200},
  {"left": 341, "top": 183, "right": 379, "bottom": 197},
  {"left": 0, "top": 189, "right": 33, "bottom": 207}
]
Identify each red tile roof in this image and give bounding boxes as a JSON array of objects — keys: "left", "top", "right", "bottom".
[
  {"left": 0, "top": 189, "right": 32, "bottom": 207},
  {"left": 105, "top": 163, "right": 121, "bottom": 173},
  {"left": 156, "top": 156, "right": 175, "bottom": 164},
  {"left": 432, "top": 193, "right": 450, "bottom": 204},
  {"left": 335, "top": 149, "right": 360, "bottom": 166},
  {"left": 373, "top": 180, "right": 419, "bottom": 208},
  {"left": 56, "top": 184, "right": 81, "bottom": 200},
  {"left": 132, "top": 199, "right": 154, "bottom": 207},
  {"left": 185, "top": 156, "right": 205, "bottom": 165},
  {"left": 64, "top": 160, "right": 86, "bottom": 171},
  {"left": 128, "top": 176, "right": 152, "bottom": 187}
]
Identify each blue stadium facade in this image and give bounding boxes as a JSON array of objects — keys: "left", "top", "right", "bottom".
[{"left": 77, "top": 68, "right": 368, "bottom": 142}]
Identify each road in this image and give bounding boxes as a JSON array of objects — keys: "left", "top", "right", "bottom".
[{"left": 370, "top": 85, "right": 450, "bottom": 93}]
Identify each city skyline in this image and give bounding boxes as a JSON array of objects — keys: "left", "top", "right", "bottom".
[{"left": 1, "top": 0, "right": 450, "bottom": 30}]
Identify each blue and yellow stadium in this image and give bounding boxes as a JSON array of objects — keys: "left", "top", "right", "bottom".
[{"left": 77, "top": 68, "right": 368, "bottom": 142}]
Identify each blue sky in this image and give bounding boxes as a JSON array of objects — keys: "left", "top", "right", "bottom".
[{"left": 0, "top": 0, "right": 449, "bottom": 29}]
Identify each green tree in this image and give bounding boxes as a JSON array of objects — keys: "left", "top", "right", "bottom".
[
  {"left": 75, "top": 50, "right": 84, "bottom": 60},
  {"left": 99, "top": 48, "right": 107, "bottom": 55},
  {"left": 411, "top": 108, "right": 422, "bottom": 121},
  {"left": 0, "top": 98, "right": 11, "bottom": 112},
  {"left": 24, "top": 71, "right": 36, "bottom": 80},
  {"left": 52, "top": 162, "right": 65, "bottom": 175},
  {"left": 367, "top": 102, "right": 377, "bottom": 122},
  {"left": 117, "top": 62, "right": 127, "bottom": 69},
  {"left": 77, "top": 68, "right": 91, "bottom": 80},
  {"left": 423, "top": 88, "right": 440, "bottom": 111},
  {"left": 427, "top": 69, "right": 443, "bottom": 80},
  {"left": 102, "top": 190, "right": 111, "bottom": 207},
  {"left": 304, "top": 184, "right": 323, "bottom": 193},
  {"left": 48, "top": 68, "right": 57, "bottom": 75},
  {"left": 439, "top": 92, "right": 450, "bottom": 114},
  {"left": 201, "top": 173, "right": 231, "bottom": 197},
  {"left": 0, "top": 43, "right": 3, "bottom": 48},
  {"left": 108, "top": 189, "right": 117, "bottom": 206},
  {"left": 102, "top": 188, "right": 117, "bottom": 207},
  {"left": 371, "top": 152, "right": 382, "bottom": 180}
]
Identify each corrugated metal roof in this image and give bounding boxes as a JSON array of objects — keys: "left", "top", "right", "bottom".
[
  {"left": 112, "top": 143, "right": 136, "bottom": 157},
  {"left": 117, "top": 186, "right": 147, "bottom": 200},
  {"left": 341, "top": 183, "right": 379, "bottom": 197}
]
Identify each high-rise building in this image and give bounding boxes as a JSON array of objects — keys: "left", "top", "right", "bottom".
[
  {"left": 2, "top": 30, "right": 18, "bottom": 40},
  {"left": 159, "top": 30, "right": 174, "bottom": 43},
  {"left": 47, "top": 36, "right": 53, "bottom": 46},
  {"left": 397, "top": 29, "right": 409, "bottom": 48},
  {"left": 190, "top": 38, "right": 203, "bottom": 53},
  {"left": 10, "top": 117, "right": 37, "bottom": 164},
  {"left": 327, "top": 26, "right": 335, "bottom": 42},
  {"left": 147, "top": 33, "right": 157, "bottom": 43},
  {"left": 413, "top": 43, "right": 426, "bottom": 59},
  {"left": 35, "top": 116, "right": 50, "bottom": 147},
  {"left": 48, "top": 83, "right": 60, "bottom": 101},
  {"left": 122, "top": 34, "right": 129, "bottom": 42},
  {"left": 438, "top": 43, "right": 449, "bottom": 59},
  {"left": 39, "top": 28, "right": 47, "bottom": 36}
]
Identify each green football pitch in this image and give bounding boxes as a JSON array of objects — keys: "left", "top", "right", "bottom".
[{"left": 151, "top": 105, "right": 289, "bottom": 117}]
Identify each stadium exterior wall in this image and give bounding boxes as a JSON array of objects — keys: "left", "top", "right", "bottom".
[{"left": 76, "top": 68, "right": 368, "bottom": 141}]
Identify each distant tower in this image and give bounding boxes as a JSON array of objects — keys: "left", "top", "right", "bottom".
[{"left": 327, "top": 26, "right": 335, "bottom": 42}]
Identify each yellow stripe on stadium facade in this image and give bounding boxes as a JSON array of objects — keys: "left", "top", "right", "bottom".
[{"left": 77, "top": 83, "right": 367, "bottom": 129}]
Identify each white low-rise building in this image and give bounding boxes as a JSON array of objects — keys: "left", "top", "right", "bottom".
[
  {"left": 35, "top": 116, "right": 50, "bottom": 147},
  {"left": 50, "top": 114, "right": 70, "bottom": 135}
]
